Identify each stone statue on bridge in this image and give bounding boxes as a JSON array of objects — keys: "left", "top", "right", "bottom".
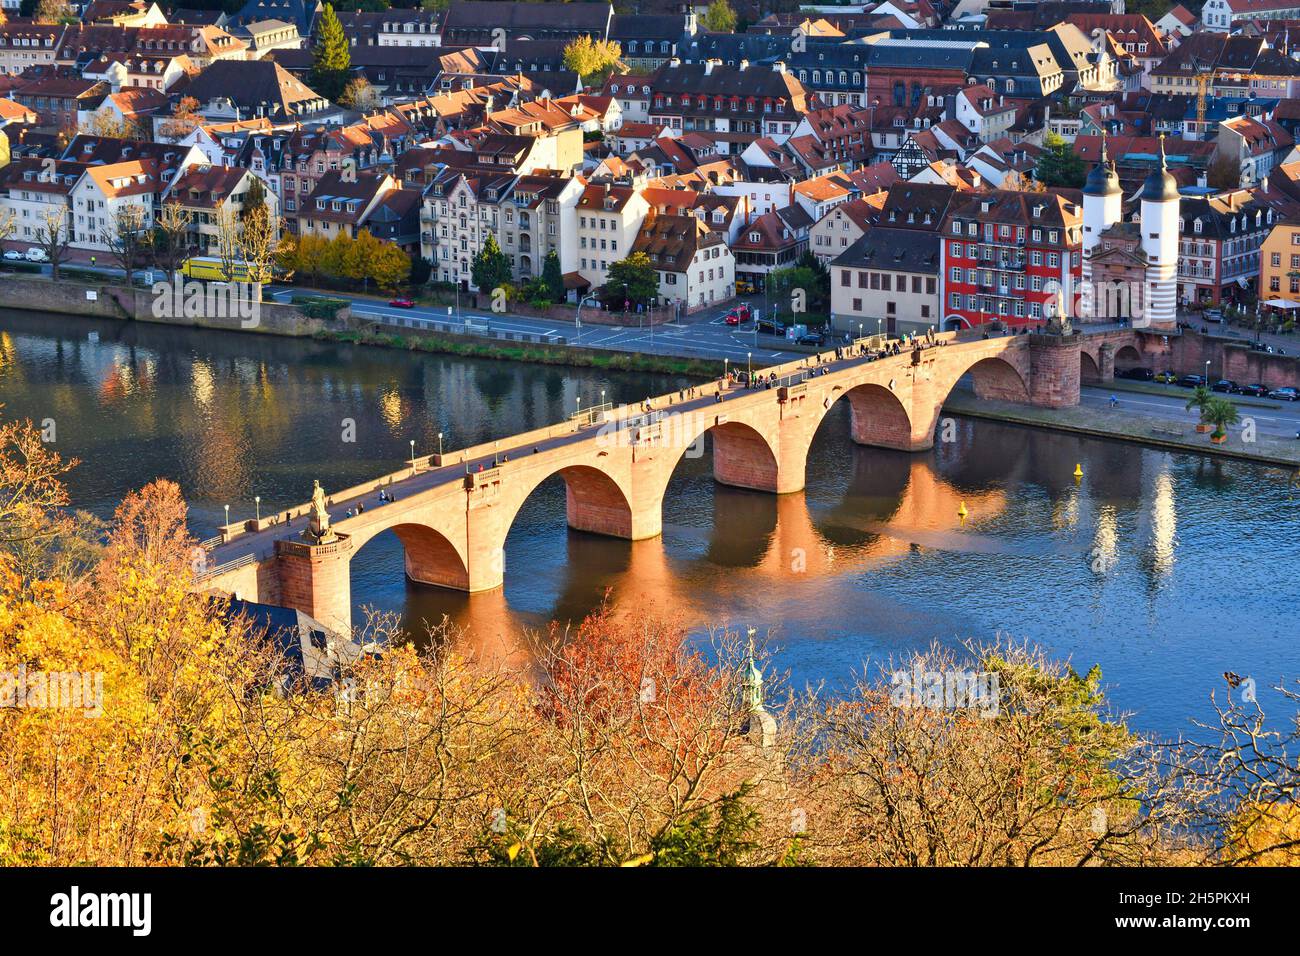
[{"left": 304, "top": 480, "right": 336, "bottom": 544}]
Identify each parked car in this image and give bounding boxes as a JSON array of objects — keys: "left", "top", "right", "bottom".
[
  {"left": 2, "top": 250, "right": 21, "bottom": 261},
  {"left": 388, "top": 297, "right": 415, "bottom": 308},
  {"left": 1176, "top": 374, "right": 1207, "bottom": 388},
  {"left": 1236, "top": 383, "right": 1269, "bottom": 397},
  {"left": 1115, "top": 366, "right": 1154, "bottom": 381},
  {"left": 25, "top": 247, "right": 47, "bottom": 262},
  {"left": 757, "top": 318, "right": 786, "bottom": 336},
  {"left": 734, "top": 279, "right": 756, "bottom": 295},
  {"left": 1210, "top": 379, "right": 1237, "bottom": 393},
  {"left": 1153, "top": 370, "right": 1179, "bottom": 384},
  {"left": 1204, "top": 308, "right": 1224, "bottom": 323},
  {"left": 796, "top": 331, "right": 825, "bottom": 346},
  {"left": 1268, "top": 386, "right": 1300, "bottom": 401},
  {"left": 724, "top": 304, "right": 752, "bottom": 326}
]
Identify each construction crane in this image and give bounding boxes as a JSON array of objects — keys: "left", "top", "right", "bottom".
[{"left": 1195, "top": 69, "right": 1274, "bottom": 130}]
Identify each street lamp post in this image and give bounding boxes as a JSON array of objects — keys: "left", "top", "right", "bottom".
[
  {"left": 1205, "top": 359, "right": 1211, "bottom": 385},
  {"left": 254, "top": 496, "right": 261, "bottom": 522},
  {"left": 437, "top": 431, "right": 443, "bottom": 459},
  {"left": 409, "top": 439, "right": 416, "bottom": 473},
  {"left": 747, "top": 351, "right": 752, "bottom": 384},
  {"left": 223, "top": 504, "right": 229, "bottom": 530}
]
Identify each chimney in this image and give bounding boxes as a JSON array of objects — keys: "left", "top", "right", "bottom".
[
  {"left": 668, "top": 57, "right": 681, "bottom": 68},
  {"left": 773, "top": 61, "right": 786, "bottom": 74}
]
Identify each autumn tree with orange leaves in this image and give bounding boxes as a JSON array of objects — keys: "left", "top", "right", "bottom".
[{"left": 3, "top": 412, "right": 1300, "bottom": 867}]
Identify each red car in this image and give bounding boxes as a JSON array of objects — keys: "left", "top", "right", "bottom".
[
  {"left": 724, "top": 305, "right": 752, "bottom": 326},
  {"left": 389, "top": 297, "right": 415, "bottom": 308}
]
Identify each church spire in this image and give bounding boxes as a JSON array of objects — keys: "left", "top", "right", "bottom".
[
  {"left": 740, "top": 627, "right": 777, "bottom": 749},
  {"left": 742, "top": 628, "right": 764, "bottom": 714},
  {"left": 1140, "top": 132, "right": 1179, "bottom": 203},
  {"left": 1083, "top": 129, "right": 1121, "bottom": 197}
]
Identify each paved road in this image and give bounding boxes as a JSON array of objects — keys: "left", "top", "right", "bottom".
[
  {"left": 281, "top": 287, "right": 833, "bottom": 365},
  {"left": 1081, "top": 385, "right": 1300, "bottom": 438}
]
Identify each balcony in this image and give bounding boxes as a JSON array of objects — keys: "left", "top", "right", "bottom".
[{"left": 977, "top": 237, "right": 1025, "bottom": 253}]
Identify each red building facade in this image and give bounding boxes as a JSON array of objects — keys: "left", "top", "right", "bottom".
[{"left": 939, "top": 190, "right": 1083, "bottom": 328}]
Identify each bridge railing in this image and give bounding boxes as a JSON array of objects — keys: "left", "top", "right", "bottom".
[
  {"left": 196, "top": 552, "right": 255, "bottom": 582},
  {"left": 569, "top": 401, "right": 614, "bottom": 428}
]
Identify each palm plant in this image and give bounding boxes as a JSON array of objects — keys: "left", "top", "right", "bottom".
[
  {"left": 1185, "top": 384, "right": 1213, "bottom": 432},
  {"left": 1203, "top": 396, "right": 1240, "bottom": 443}
]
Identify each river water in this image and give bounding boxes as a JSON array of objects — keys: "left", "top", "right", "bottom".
[{"left": 1, "top": 308, "right": 1295, "bottom": 740}]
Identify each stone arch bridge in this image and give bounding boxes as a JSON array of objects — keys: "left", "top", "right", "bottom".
[{"left": 200, "top": 330, "right": 1088, "bottom": 632}]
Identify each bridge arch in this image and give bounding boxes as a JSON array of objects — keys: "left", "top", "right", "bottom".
[
  {"left": 501, "top": 462, "right": 638, "bottom": 541},
  {"left": 707, "top": 420, "right": 781, "bottom": 492},
  {"left": 962, "top": 355, "right": 1031, "bottom": 404},
  {"left": 1080, "top": 350, "right": 1102, "bottom": 384},
  {"left": 1115, "top": 344, "right": 1143, "bottom": 368},
  {"left": 651, "top": 414, "right": 783, "bottom": 496},
  {"left": 810, "top": 380, "right": 915, "bottom": 454},
  {"left": 379, "top": 522, "right": 471, "bottom": 591}
]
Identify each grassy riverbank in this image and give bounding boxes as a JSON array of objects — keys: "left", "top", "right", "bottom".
[
  {"left": 944, "top": 389, "right": 1300, "bottom": 468},
  {"left": 318, "top": 327, "right": 725, "bottom": 378}
]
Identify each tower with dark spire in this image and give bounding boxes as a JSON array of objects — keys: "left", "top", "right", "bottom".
[
  {"left": 1139, "top": 135, "right": 1181, "bottom": 330},
  {"left": 1082, "top": 131, "right": 1124, "bottom": 297},
  {"left": 1082, "top": 133, "right": 1123, "bottom": 248}
]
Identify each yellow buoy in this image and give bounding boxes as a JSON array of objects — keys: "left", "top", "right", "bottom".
[
  {"left": 1073, "top": 463, "right": 1084, "bottom": 479},
  {"left": 957, "top": 501, "right": 968, "bottom": 519}
]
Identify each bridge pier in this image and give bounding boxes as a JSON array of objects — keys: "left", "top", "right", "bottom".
[
  {"left": 275, "top": 536, "right": 355, "bottom": 635},
  {"left": 1027, "top": 335, "right": 1082, "bottom": 408},
  {"left": 1095, "top": 343, "right": 1115, "bottom": 384}
]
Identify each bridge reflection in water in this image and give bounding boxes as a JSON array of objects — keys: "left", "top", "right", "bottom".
[{"left": 353, "top": 417, "right": 1010, "bottom": 664}]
